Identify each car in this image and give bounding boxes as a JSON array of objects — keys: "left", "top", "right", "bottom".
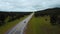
[{"left": 24, "top": 21, "right": 26, "bottom": 23}]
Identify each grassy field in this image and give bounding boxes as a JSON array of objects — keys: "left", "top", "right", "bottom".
[
  {"left": 0, "top": 16, "right": 27, "bottom": 34},
  {"left": 25, "top": 15, "right": 60, "bottom": 34}
]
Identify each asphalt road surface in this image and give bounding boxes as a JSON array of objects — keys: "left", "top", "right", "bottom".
[{"left": 6, "top": 13, "right": 34, "bottom": 34}]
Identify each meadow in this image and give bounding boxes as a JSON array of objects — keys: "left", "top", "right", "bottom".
[{"left": 25, "top": 15, "right": 60, "bottom": 34}]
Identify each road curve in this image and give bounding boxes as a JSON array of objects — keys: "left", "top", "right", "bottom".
[{"left": 6, "top": 13, "right": 34, "bottom": 34}]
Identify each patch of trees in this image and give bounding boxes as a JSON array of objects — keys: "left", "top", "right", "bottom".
[
  {"left": 0, "top": 12, "right": 8, "bottom": 26},
  {"left": 0, "top": 12, "right": 32, "bottom": 26},
  {"left": 34, "top": 7, "right": 60, "bottom": 25}
]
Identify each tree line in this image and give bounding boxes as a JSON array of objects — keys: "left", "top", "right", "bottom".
[
  {"left": 0, "top": 12, "right": 32, "bottom": 26},
  {"left": 34, "top": 7, "right": 60, "bottom": 25}
]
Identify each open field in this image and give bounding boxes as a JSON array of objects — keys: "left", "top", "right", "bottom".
[
  {"left": 25, "top": 15, "right": 60, "bottom": 34},
  {"left": 0, "top": 16, "right": 27, "bottom": 34}
]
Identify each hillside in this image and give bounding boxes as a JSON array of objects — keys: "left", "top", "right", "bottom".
[{"left": 35, "top": 8, "right": 60, "bottom": 17}]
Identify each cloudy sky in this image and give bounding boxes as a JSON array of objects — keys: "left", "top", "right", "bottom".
[{"left": 0, "top": 0, "right": 60, "bottom": 12}]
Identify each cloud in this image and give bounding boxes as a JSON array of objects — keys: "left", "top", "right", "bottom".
[{"left": 0, "top": 0, "right": 60, "bottom": 12}]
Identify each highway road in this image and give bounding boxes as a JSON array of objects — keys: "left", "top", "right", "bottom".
[{"left": 6, "top": 13, "right": 34, "bottom": 34}]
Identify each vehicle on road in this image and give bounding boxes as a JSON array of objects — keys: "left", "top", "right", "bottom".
[{"left": 24, "top": 21, "right": 26, "bottom": 23}]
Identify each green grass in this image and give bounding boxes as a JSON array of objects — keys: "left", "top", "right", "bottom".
[
  {"left": 0, "top": 16, "right": 27, "bottom": 34},
  {"left": 25, "top": 15, "right": 60, "bottom": 34}
]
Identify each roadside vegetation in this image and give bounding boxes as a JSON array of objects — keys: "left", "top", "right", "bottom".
[
  {"left": 25, "top": 8, "right": 60, "bottom": 34},
  {"left": 0, "top": 16, "right": 27, "bottom": 34},
  {"left": 25, "top": 16, "right": 60, "bottom": 34}
]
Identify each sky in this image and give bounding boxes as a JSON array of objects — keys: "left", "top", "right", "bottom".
[{"left": 0, "top": 0, "right": 60, "bottom": 12}]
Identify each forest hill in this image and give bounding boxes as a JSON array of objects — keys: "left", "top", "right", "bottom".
[
  {"left": 0, "top": 12, "right": 32, "bottom": 26},
  {"left": 34, "top": 8, "right": 60, "bottom": 25}
]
